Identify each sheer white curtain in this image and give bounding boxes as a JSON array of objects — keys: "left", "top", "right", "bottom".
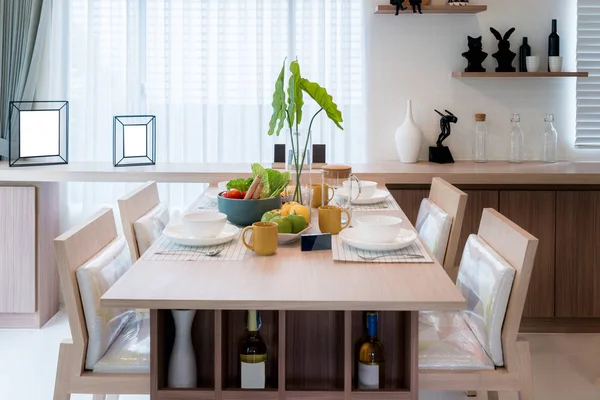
[{"left": 58, "top": 0, "right": 366, "bottom": 225}]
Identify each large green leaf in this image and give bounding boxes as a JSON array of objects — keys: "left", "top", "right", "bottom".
[
  {"left": 300, "top": 78, "right": 344, "bottom": 130},
  {"left": 287, "top": 61, "right": 304, "bottom": 127},
  {"left": 268, "top": 60, "right": 287, "bottom": 136}
]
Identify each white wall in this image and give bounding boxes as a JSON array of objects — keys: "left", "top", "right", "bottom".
[{"left": 367, "top": 0, "right": 600, "bottom": 161}]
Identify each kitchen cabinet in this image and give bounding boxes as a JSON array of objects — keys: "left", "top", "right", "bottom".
[
  {"left": 389, "top": 189, "right": 429, "bottom": 224},
  {"left": 555, "top": 191, "right": 600, "bottom": 318},
  {"left": 499, "top": 191, "right": 556, "bottom": 318}
]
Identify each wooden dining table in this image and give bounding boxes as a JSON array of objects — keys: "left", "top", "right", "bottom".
[{"left": 101, "top": 187, "right": 465, "bottom": 400}]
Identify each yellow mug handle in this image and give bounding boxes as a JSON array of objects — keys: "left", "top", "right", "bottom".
[
  {"left": 241, "top": 226, "right": 254, "bottom": 252},
  {"left": 326, "top": 185, "right": 335, "bottom": 204},
  {"left": 340, "top": 209, "right": 351, "bottom": 231}
]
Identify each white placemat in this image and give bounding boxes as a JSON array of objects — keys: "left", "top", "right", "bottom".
[
  {"left": 348, "top": 195, "right": 400, "bottom": 211},
  {"left": 332, "top": 234, "right": 433, "bottom": 263},
  {"left": 144, "top": 233, "right": 247, "bottom": 261},
  {"left": 195, "top": 194, "right": 218, "bottom": 210}
]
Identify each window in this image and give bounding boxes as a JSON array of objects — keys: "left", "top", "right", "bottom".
[
  {"left": 67, "top": 0, "right": 366, "bottom": 163},
  {"left": 576, "top": 0, "right": 600, "bottom": 147}
]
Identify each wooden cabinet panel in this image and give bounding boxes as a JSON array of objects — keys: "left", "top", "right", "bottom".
[
  {"left": 455, "top": 190, "right": 499, "bottom": 265},
  {"left": 556, "top": 191, "right": 600, "bottom": 317},
  {"left": 499, "top": 191, "right": 556, "bottom": 318},
  {"left": 389, "top": 189, "right": 429, "bottom": 225},
  {"left": 0, "top": 187, "right": 36, "bottom": 313}
]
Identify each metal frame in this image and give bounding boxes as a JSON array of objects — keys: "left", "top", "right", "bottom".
[{"left": 113, "top": 115, "right": 156, "bottom": 167}]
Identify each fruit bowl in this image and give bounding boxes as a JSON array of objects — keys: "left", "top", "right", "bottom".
[{"left": 217, "top": 192, "right": 282, "bottom": 226}]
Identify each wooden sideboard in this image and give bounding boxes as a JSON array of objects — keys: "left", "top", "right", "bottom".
[{"left": 390, "top": 184, "right": 600, "bottom": 332}]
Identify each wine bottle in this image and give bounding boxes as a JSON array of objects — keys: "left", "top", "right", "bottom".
[
  {"left": 357, "top": 312, "right": 385, "bottom": 390},
  {"left": 519, "top": 37, "right": 531, "bottom": 72},
  {"left": 548, "top": 19, "right": 560, "bottom": 71},
  {"left": 240, "top": 310, "right": 267, "bottom": 389}
]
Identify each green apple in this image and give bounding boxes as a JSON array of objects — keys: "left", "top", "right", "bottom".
[
  {"left": 261, "top": 211, "right": 280, "bottom": 223},
  {"left": 287, "top": 214, "right": 307, "bottom": 234},
  {"left": 271, "top": 216, "right": 293, "bottom": 234}
]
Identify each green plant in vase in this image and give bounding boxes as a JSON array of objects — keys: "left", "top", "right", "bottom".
[{"left": 267, "top": 59, "right": 344, "bottom": 205}]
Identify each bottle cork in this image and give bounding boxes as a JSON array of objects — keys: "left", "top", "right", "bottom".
[{"left": 475, "top": 113, "right": 487, "bottom": 122}]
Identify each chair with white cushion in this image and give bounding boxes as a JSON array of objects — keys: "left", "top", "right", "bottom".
[
  {"left": 415, "top": 177, "right": 467, "bottom": 280},
  {"left": 53, "top": 208, "right": 149, "bottom": 400},
  {"left": 118, "top": 181, "right": 169, "bottom": 261},
  {"left": 419, "top": 208, "right": 539, "bottom": 400}
]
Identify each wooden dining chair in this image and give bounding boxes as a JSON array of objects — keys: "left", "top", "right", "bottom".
[
  {"left": 118, "top": 181, "right": 169, "bottom": 261},
  {"left": 415, "top": 177, "right": 467, "bottom": 280},
  {"left": 419, "top": 208, "right": 539, "bottom": 400},
  {"left": 53, "top": 208, "right": 150, "bottom": 400}
]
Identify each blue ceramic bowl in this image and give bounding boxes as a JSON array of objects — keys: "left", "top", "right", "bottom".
[{"left": 217, "top": 192, "right": 282, "bottom": 226}]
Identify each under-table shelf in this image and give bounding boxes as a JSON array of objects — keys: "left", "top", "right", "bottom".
[
  {"left": 375, "top": 4, "right": 487, "bottom": 14},
  {"left": 452, "top": 71, "right": 589, "bottom": 78}
]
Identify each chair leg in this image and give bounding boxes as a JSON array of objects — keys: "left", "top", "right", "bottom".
[
  {"left": 53, "top": 343, "right": 71, "bottom": 400},
  {"left": 516, "top": 337, "right": 534, "bottom": 400}
]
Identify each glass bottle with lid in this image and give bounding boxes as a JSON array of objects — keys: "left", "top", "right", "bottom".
[
  {"left": 509, "top": 113, "right": 524, "bottom": 163},
  {"left": 542, "top": 113, "right": 558, "bottom": 163},
  {"left": 473, "top": 113, "right": 488, "bottom": 163}
]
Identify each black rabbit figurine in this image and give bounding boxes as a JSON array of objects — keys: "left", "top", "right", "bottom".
[
  {"left": 490, "top": 27, "right": 516, "bottom": 72},
  {"left": 462, "top": 36, "right": 488, "bottom": 72}
]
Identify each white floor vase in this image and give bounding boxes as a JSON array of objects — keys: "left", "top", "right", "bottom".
[
  {"left": 395, "top": 100, "right": 423, "bottom": 163},
  {"left": 168, "top": 310, "right": 197, "bottom": 388}
]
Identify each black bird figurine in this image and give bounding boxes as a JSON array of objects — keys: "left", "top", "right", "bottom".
[
  {"left": 389, "top": 0, "right": 407, "bottom": 15},
  {"left": 409, "top": 0, "right": 423, "bottom": 14},
  {"left": 490, "top": 27, "right": 517, "bottom": 72}
]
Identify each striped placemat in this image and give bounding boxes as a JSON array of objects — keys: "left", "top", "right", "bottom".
[
  {"left": 348, "top": 194, "right": 400, "bottom": 211},
  {"left": 144, "top": 232, "right": 247, "bottom": 262},
  {"left": 332, "top": 234, "right": 433, "bottom": 263}
]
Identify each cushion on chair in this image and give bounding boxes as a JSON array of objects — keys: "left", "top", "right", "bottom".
[
  {"left": 415, "top": 198, "right": 453, "bottom": 263},
  {"left": 133, "top": 202, "right": 170, "bottom": 255},
  {"left": 93, "top": 311, "right": 150, "bottom": 373},
  {"left": 76, "top": 236, "right": 136, "bottom": 370},
  {"left": 419, "top": 310, "right": 494, "bottom": 370},
  {"left": 456, "top": 234, "right": 516, "bottom": 367}
]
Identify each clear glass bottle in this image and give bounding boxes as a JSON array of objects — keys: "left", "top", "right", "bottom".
[
  {"left": 240, "top": 310, "right": 267, "bottom": 389},
  {"left": 357, "top": 312, "right": 385, "bottom": 390},
  {"left": 473, "top": 113, "right": 488, "bottom": 163},
  {"left": 509, "top": 113, "right": 524, "bottom": 163},
  {"left": 542, "top": 114, "right": 558, "bottom": 163}
]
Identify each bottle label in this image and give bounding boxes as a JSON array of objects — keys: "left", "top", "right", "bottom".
[
  {"left": 358, "top": 362, "right": 379, "bottom": 389},
  {"left": 241, "top": 361, "right": 265, "bottom": 389}
]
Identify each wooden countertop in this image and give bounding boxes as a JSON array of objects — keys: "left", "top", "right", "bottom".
[
  {"left": 2, "top": 160, "right": 599, "bottom": 185},
  {"left": 101, "top": 209, "right": 465, "bottom": 311}
]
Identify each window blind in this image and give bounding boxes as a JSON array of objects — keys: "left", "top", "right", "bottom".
[{"left": 576, "top": 0, "right": 600, "bottom": 147}]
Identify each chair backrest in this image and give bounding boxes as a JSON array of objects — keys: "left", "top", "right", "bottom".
[
  {"left": 54, "top": 208, "right": 120, "bottom": 371},
  {"left": 417, "top": 177, "right": 467, "bottom": 275},
  {"left": 476, "top": 208, "right": 538, "bottom": 370},
  {"left": 118, "top": 182, "right": 161, "bottom": 261}
]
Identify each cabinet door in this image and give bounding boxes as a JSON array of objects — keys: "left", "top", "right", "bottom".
[
  {"left": 389, "top": 189, "right": 429, "bottom": 226},
  {"left": 556, "top": 191, "right": 600, "bottom": 317},
  {"left": 455, "top": 190, "right": 499, "bottom": 265},
  {"left": 0, "top": 187, "right": 36, "bottom": 313},
  {"left": 500, "top": 191, "right": 555, "bottom": 318}
]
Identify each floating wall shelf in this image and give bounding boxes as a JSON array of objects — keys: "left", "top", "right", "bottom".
[
  {"left": 374, "top": 5, "right": 487, "bottom": 14},
  {"left": 452, "top": 72, "right": 589, "bottom": 78}
]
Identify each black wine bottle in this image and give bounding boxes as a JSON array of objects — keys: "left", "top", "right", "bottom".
[
  {"left": 548, "top": 19, "right": 560, "bottom": 71},
  {"left": 519, "top": 37, "right": 531, "bottom": 72}
]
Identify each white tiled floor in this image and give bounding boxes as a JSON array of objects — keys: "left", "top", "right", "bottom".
[{"left": 1, "top": 311, "right": 599, "bottom": 400}]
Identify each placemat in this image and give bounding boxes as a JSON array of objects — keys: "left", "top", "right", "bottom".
[
  {"left": 195, "top": 194, "right": 218, "bottom": 210},
  {"left": 144, "top": 232, "right": 247, "bottom": 262},
  {"left": 348, "top": 194, "right": 401, "bottom": 211},
  {"left": 332, "top": 234, "right": 433, "bottom": 263}
]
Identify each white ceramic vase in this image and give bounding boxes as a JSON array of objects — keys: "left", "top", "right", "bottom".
[
  {"left": 168, "top": 310, "right": 197, "bottom": 388},
  {"left": 395, "top": 100, "right": 423, "bottom": 163}
]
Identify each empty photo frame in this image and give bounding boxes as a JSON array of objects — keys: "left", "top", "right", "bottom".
[
  {"left": 8, "top": 101, "right": 69, "bottom": 167},
  {"left": 113, "top": 115, "right": 156, "bottom": 167}
]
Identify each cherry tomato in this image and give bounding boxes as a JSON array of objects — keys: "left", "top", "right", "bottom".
[
  {"left": 241, "top": 191, "right": 248, "bottom": 198},
  {"left": 222, "top": 189, "right": 243, "bottom": 199}
]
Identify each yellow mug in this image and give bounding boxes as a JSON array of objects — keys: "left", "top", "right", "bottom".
[
  {"left": 318, "top": 205, "right": 351, "bottom": 235},
  {"left": 241, "top": 222, "right": 279, "bottom": 256},
  {"left": 311, "top": 184, "right": 335, "bottom": 208}
]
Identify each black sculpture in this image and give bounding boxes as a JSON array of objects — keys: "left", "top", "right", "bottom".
[
  {"left": 409, "top": 0, "right": 423, "bottom": 14},
  {"left": 462, "top": 36, "right": 487, "bottom": 72},
  {"left": 389, "top": 0, "right": 407, "bottom": 15},
  {"left": 429, "top": 110, "right": 458, "bottom": 164},
  {"left": 490, "top": 27, "right": 516, "bottom": 72}
]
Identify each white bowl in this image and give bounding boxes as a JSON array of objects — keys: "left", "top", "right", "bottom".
[
  {"left": 182, "top": 211, "right": 227, "bottom": 238},
  {"left": 343, "top": 180, "right": 378, "bottom": 199},
  {"left": 355, "top": 215, "right": 403, "bottom": 243},
  {"left": 217, "top": 181, "right": 229, "bottom": 192}
]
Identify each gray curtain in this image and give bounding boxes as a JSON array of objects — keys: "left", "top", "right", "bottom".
[{"left": 0, "top": 0, "right": 49, "bottom": 144}]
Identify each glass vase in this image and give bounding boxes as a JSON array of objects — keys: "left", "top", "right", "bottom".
[{"left": 286, "top": 130, "right": 312, "bottom": 206}]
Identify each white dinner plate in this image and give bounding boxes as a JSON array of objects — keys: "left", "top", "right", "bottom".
[
  {"left": 278, "top": 224, "right": 312, "bottom": 244},
  {"left": 339, "top": 228, "right": 418, "bottom": 251},
  {"left": 336, "top": 189, "right": 390, "bottom": 205},
  {"left": 163, "top": 224, "right": 240, "bottom": 246}
]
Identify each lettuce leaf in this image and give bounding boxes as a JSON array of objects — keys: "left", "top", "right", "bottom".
[
  {"left": 226, "top": 177, "right": 253, "bottom": 192},
  {"left": 250, "top": 164, "right": 290, "bottom": 198}
]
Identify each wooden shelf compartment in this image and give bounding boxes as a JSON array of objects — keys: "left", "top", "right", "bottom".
[
  {"left": 375, "top": 4, "right": 487, "bottom": 14},
  {"left": 452, "top": 71, "right": 589, "bottom": 78}
]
